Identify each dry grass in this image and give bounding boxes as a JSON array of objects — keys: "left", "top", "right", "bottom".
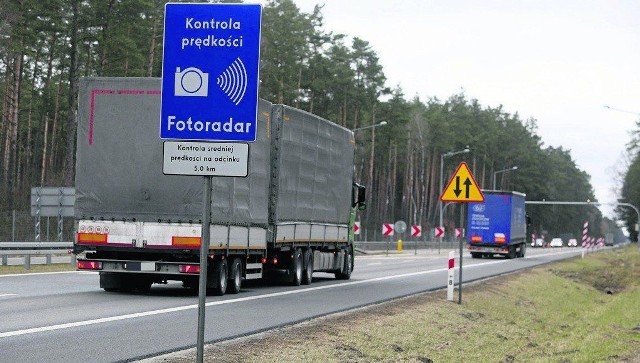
[{"left": 147, "top": 246, "right": 640, "bottom": 362}]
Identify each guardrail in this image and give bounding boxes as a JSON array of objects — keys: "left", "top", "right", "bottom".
[
  {"left": 355, "top": 239, "right": 465, "bottom": 255},
  {"left": 0, "top": 242, "right": 74, "bottom": 269}
]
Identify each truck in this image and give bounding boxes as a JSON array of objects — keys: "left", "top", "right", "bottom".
[
  {"left": 466, "top": 191, "right": 527, "bottom": 259},
  {"left": 73, "top": 77, "right": 365, "bottom": 295}
]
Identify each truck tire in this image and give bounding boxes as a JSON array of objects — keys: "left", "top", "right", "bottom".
[
  {"left": 227, "top": 258, "right": 242, "bottom": 294},
  {"left": 518, "top": 243, "right": 526, "bottom": 258},
  {"left": 301, "top": 249, "right": 313, "bottom": 285},
  {"left": 290, "top": 249, "right": 303, "bottom": 286},
  {"left": 471, "top": 253, "right": 480, "bottom": 259},
  {"left": 507, "top": 246, "right": 516, "bottom": 259},
  {"left": 211, "top": 260, "right": 228, "bottom": 296},
  {"left": 335, "top": 249, "right": 352, "bottom": 280}
]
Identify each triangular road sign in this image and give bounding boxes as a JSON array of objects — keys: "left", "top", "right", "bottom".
[{"left": 440, "top": 162, "right": 484, "bottom": 202}]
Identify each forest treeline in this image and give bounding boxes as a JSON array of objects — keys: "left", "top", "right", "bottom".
[{"left": 1, "top": 0, "right": 627, "bottom": 240}]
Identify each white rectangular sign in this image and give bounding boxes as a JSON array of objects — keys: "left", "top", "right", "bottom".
[{"left": 163, "top": 141, "right": 248, "bottom": 176}]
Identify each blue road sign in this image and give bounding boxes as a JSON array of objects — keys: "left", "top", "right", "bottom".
[{"left": 160, "top": 3, "right": 261, "bottom": 142}]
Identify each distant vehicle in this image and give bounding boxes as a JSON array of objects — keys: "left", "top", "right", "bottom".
[
  {"left": 567, "top": 238, "right": 578, "bottom": 247},
  {"left": 534, "top": 238, "right": 544, "bottom": 247},
  {"left": 550, "top": 238, "right": 563, "bottom": 247},
  {"left": 467, "top": 191, "right": 528, "bottom": 259}
]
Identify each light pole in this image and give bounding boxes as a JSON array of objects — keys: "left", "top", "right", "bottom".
[
  {"left": 353, "top": 121, "right": 387, "bottom": 241},
  {"left": 617, "top": 199, "right": 640, "bottom": 246},
  {"left": 603, "top": 105, "right": 640, "bottom": 116},
  {"left": 439, "top": 146, "right": 470, "bottom": 251},
  {"left": 492, "top": 166, "right": 518, "bottom": 190},
  {"left": 352, "top": 120, "right": 388, "bottom": 132}
]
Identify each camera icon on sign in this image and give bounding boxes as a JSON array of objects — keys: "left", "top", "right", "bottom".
[{"left": 175, "top": 67, "right": 208, "bottom": 97}]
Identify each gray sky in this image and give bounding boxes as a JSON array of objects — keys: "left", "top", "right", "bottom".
[{"left": 255, "top": 0, "right": 640, "bottom": 217}]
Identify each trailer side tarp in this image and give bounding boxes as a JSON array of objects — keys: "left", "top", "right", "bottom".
[{"left": 75, "top": 77, "right": 270, "bottom": 225}]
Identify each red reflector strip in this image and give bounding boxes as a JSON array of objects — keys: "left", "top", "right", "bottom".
[
  {"left": 77, "top": 260, "right": 103, "bottom": 270},
  {"left": 448, "top": 259, "right": 455, "bottom": 269},
  {"left": 172, "top": 236, "right": 201, "bottom": 247},
  {"left": 179, "top": 264, "right": 200, "bottom": 273},
  {"left": 471, "top": 236, "right": 482, "bottom": 242},
  {"left": 77, "top": 233, "right": 108, "bottom": 244}
]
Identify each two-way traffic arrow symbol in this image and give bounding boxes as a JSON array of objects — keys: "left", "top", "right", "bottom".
[{"left": 453, "top": 176, "right": 472, "bottom": 198}]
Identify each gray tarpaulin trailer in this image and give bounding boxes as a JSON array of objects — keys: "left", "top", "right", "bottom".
[{"left": 74, "top": 77, "right": 365, "bottom": 295}]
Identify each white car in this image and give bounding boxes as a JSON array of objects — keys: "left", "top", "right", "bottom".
[
  {"left": 567, "top": 238, "right": 578, "bottom": 247},
  {"left": 550, "top": 238, "right": 563, "bottom": 247},
  {"left": 531, "top": 238, "right": 543, "bottom": 247}
]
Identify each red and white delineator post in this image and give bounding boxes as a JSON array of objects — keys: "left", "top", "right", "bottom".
[{"left": 447, "top": 251, "right": 455, "bottom": 301}]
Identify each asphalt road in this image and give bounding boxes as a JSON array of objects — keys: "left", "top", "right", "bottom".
[{"left": 0, "top": 247, "right": 590, "bottom": 362}]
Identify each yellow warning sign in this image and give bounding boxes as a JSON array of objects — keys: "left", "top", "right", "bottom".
[{"left": 440, "top": 162, "right": 485, "bottom": 202}]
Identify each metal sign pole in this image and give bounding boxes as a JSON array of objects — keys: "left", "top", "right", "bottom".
[
  {"left": 458, "top": 203, "right": 464, "bottom": 304},
  {"left": 197, "top": 176, "right": 213, "bottom": 363}
]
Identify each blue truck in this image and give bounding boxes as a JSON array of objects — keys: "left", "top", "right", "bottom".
[{"left": 467, "top": 191, "right": 528, "bottom": 259}]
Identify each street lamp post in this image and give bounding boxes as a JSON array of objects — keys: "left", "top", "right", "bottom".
[
  {"left": 492, "top": 166, "right": 518, "bottom": 190},
  {"left": 439, "top": 146, "right": 470, "bottom": 253},
  {"left": 353, "top": 121, "right": 387, "bottom": 241},
  {"left": 352, "top": 120, "right": 388, "bottom": 132},
  {"left": 603, "top": 105, "right": 640, "bottom": 116}
]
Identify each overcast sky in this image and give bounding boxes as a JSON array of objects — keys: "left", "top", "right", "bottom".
[{"left": 254, "top": 0, "right": 640, "bottom": 218}]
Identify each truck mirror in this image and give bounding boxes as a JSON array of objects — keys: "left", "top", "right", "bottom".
[{"left": 357, "top": 185, "right": 366, "bottom": 209}]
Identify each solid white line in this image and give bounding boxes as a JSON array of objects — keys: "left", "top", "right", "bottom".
[
  {"left": 0, "top": 249, "right": 583, "bottom": 339},
  {"left": 0, "top": 271, "right": 82, "bottom": 278},
  {"left": 0, "top": 294, "right": 17, "bottom": 298}
]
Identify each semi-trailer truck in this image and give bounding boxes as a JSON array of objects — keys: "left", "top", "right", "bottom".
[
  {"left": 73, "top": 77, "right": 365, "bottom": 295},
  {"left": 467, "top": 190, "right": 527, "bottom": 259}
]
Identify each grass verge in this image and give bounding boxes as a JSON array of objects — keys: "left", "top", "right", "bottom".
[{"left": 153, "top": 245, "right": 640, "bottom": 362}]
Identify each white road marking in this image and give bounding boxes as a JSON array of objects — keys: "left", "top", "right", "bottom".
[
  {"left": 0, "top": 249, "right": 584, "bottom": 339},
  {"left": 0, "top": 294, "right": 17, "bottom": 298},
  {"left": 0, "top": 271, "right": 82, "bottom": 278}
]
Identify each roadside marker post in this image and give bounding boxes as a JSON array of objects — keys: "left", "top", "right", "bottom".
[{"left": 447, "top": 251, "right": 455, "bottom": 301}]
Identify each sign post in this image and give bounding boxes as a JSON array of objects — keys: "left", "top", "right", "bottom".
[
  {"left": 382, "top": 223, "right": 394, "bottom": 256},
  {"left": 394, "top": 220, "right": 406, "bottom": 253},
  {"left": 160, "top": 4, "right": 262, "bottom": 362},
  {"left": 411, "top": 225, "right": 422, "bottom": 255},
  {"left": 440, "top": 162, "right": 484, "bottom": 304}
]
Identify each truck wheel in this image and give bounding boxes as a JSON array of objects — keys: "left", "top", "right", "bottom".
[
  {"left": 518, "top": 243, "right": 526, "bottom": 258},
  {"left": 211, "top": 260, "right": 228, "bottom": 296},
  {"left": 227, "top": 258, "right": 242, "bottom": 294},
  {"left": 335, "top": 249, "right": 352, "bottom": 280},
  {"left": 507, "top": 246, "right": 516, "bottom": 259},
  {"left": 290, "top": 249, "right": 303, "bottom": 286},
  {"left": 301, "top": 249, "right": 313, "bottom": 285},
  {"left": 471, "top": 253, "right": 480, "bottom": 259}
]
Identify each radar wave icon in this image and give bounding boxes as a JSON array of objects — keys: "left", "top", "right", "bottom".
[{"left": 217, "top": 58, "right": 248, "bottom": 105}]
